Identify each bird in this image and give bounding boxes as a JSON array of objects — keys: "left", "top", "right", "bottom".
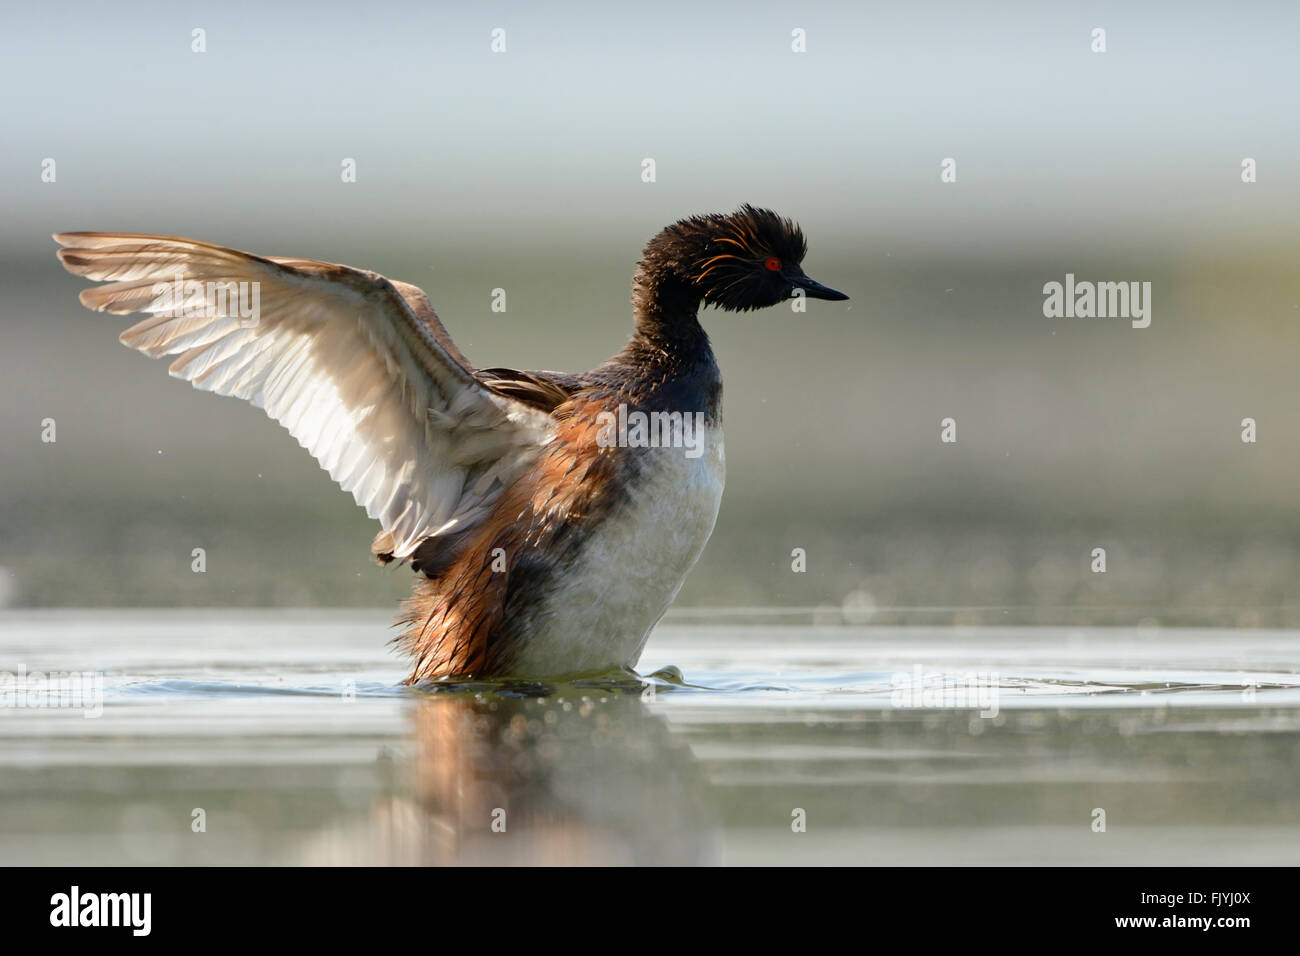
[{"left": 54, "top": 205, "right": 847, "bottom": 682}]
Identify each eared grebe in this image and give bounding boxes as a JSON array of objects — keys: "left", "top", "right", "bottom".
[{"left": 56, "top": 206, "right": 847, "bottom": 681}]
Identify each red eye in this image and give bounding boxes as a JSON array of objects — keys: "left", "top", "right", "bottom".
[{"left": 764, "top": 257, "right": 782, "bottom": 272}]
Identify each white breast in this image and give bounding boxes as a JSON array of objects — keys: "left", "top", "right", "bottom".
[{"left": 510, "top": 425, "right": 725, "bottom": 676}]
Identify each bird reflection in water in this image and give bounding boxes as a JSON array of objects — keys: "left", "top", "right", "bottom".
[{"left": 302, "top": 682, "right": 716, "bottom": 865}]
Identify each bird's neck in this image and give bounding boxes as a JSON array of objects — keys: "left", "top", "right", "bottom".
[
  {"left": 600, "top": 264, "right": 721, "bottom": 421},
  {"left": 626, "top": 267, "right": 710, "bottom": 361}
]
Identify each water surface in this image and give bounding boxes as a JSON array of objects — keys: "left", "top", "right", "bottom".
[{"left": 1, "top": 610, "right": 1297, "bottom": 865}]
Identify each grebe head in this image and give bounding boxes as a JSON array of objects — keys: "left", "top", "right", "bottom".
[{"left": 641, "top": 204, "right": 848, "bottom": 312}]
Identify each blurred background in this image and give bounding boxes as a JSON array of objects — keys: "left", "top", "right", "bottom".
[{"left": 2, "top": 0, "right": 1298, "bottom": 621}]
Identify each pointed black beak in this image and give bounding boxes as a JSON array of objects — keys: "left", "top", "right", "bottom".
[{"left": 790, "top": 273, "right": 849, "bottom": 301}]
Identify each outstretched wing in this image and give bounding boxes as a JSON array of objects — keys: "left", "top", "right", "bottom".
[{"left": 55, "top": 231, "right": 554, "bottom": 560}]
